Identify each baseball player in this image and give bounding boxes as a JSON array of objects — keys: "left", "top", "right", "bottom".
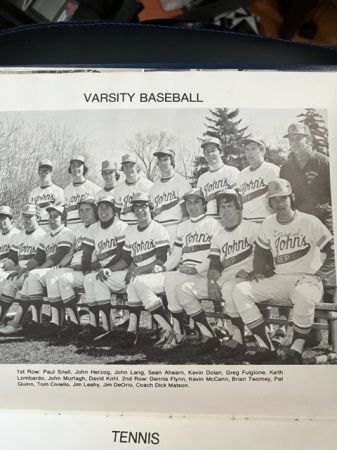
[
  {"left": 0, "top": 205, "right": 75, "bottom": 336},
  {"left": 95, "top": 160, "right": 120, "bottom": 199},
  {"left": 0, "top": 205, "right": 20, "bottom": 269},
  {"left": 133, "top": 188, "right": 222, "bottom": 351},
  {"left": 41, "top": 195, "right": 99, "bottom": 337},
  {"left": 238, "top": 136, "right": 280, "bottom": 336},
  {"left": 88, "top": 192, "right": 171, "bottom": 347},
  {"left": 165, "top": 189, "right": 259, "bottom": 354},
  {"left": 238, "top": 137, "right": 280, "bottom": 222},
  {"left": 149, "top": 147, "right": 190, "bottom": 248},
  {"left": 231, "top": 179, "right": 334, "bottom": 364},
  {"left": 79, "top": 195, "right": 128, "bottom": 339},
  {"left": 113, "top": 154, "right": 153, "bottom": 225},
  {"left": 280, "top": 123, "right": 333, "bottom": 346},
  {"left": 64, "top": 155, "right": 101, "bottom": 231},
  {"left": 0, "top": 204, "right": 46, "bottom": 325},
  {"left": 28, "top": 159, "right": 64, "bottom": 231},
  {"left": 197, "top": 137, "right": 239, "bottom": 222}
]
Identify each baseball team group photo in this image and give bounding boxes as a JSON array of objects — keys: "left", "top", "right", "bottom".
[{"left": 0, "top": 106, "right": 335, "bottom": 366}]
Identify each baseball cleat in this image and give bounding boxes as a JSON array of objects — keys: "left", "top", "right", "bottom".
[
  {"left": 213, "top": 325, "right": 231, "bottom": 341},
  {"left": 194, "top": 337, "right": 222, "bottom": 355},
  {"left": 222, "top": 341, "right": 247, "bottom": 358},
  {"left": 0, "top": 323, "right": 22, "bottom": 335},
  {"left": 120, "top": 331, "right": 138, "bottom": 348},
  {"left": 21, "top": 321, "right": 44, "bottom": 335},
  {"left": 40, "top": 322, "right": 61, "bottom": 338},
  {"left": 245, "top": 348, "right": 277, "bottom": 365},
  {"left": 58, "top": 322, "right": 83, "bottom": 337},
  {"left": 282, "top": 349, "right": 302, "bottom": 365},
  {"left": 161, "top": 332, "right": 186, "bottom": 351},
  {"left": 271, "top": 328, "right": 287, "bottom": 349},
  {"left": 153, "top": 328, "right": 172, "bottom": 348}
]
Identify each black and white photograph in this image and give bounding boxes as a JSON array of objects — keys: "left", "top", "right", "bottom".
[
  {"left": 0, "top": 99, "right": 335, "bottom": 366},
  {"left": 0, "top": 70, "right": 336, "bottom": 420}
]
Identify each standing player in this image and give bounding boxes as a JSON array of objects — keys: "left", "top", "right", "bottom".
[
  {"left": 0, "top": 204, "right": 45, "bottom": 324},
  {"left": 64, "top": 155, "right": 100, "bottom": 231},
  {"left": 150, "top": 147, "right": 190, "bottom": 248},
  {"left": 166, "top": 189, "right": 259, "bottom": 354},
  {"left": 113, "top": 154, "right": 153, "bottom": 226},
  {"left": 95, "top": 160, "right": 120, "bottom": 199},
  {"left": 238, "top": 136, "right": 280, "bottom": 336},
  {"left": 238, "top": 137, "right": 280, "bottom": 221},
  {"left": 197, "top": 137, "right": 239, "bottom": 327},
  {"left": 197, "top": 137, "right": 239, "bottom": 222},
  {"left": 232, "top": 179, "right": 334, "bottom": 364},
  {"left": 133, "top": 188, "right": 222, "bottom": 350},
  {"left": 0, "top": 205, "right": 20, "bottom": 273},
  {"left": 28, "top": 159, "right": 64, "bottom": 231},
  {"left": 79, "top": 195, "right": 128, "bottom": 339},
  {"left": 88, "top": 192, "right": 171, "bottom": 347},
  {"left": 0, "top": 205, "right": 74, "bottom": 335},
  {"left": 41, "top": 195, "right": 99, "bottom": 337}
]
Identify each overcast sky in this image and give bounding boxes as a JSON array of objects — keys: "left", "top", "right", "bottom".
[{"left": 16, "top": 107, "right": 327, "bottom": 175}]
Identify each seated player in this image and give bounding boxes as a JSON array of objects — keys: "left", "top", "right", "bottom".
[
  {"left": 0, "top": 205, "right": 20, "bottom": 275},
  {"left": 150, "top": 147, "right": 190, "bottom": 248},
  {"left": 232, "top": 179, "right": 334, "bottom": 364},
  {"left": 80, "top": 195, "right": 128, "bottom": 339},
  {"left": 0, "top": 205, "right": 74, "bottom": 335},
  {"left": 167, "top": 189, "right": 259, "bottom": 354},
  {"left": 133, "top": 188, "right": 221, "bottom": 351},
  {"left": 41, "top": 195, "right": 99, "bottom": 337},
  {"left": 0, "top": 204, "right": 46, "bottom": 325},
  {"left": 88, "top": 192, "right": 171, "bottom": 347}
]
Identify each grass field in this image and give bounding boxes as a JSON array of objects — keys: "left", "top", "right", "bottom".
[{"left": 0, "top": 307, "right": 334, "bottom": 365}]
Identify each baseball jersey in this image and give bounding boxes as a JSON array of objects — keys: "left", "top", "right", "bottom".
[
  {"left": 209, "top": 220, "right": 260, "bottom": 274},
  {"left": 280, "top": 150, "right": 331, "bottom": 216},
  {"left": 83, "top": 219, "right": 128, "bottom": 268},
  {"left": 124, "top": 220, "right": 170, "bottom": 268},
  {"left": 94, "top": 186, "right": 116, "bottom": 200},
  {"left": 238, "top": 161, "right": 280, "bottom": 221},
  {"left": 197, "top": 164, "right": 239, "bottom": 219},
  {"left": 0, "top": 227, "right": 20, "bottom": 262},
  {"left": 165, "top": 214, "right": 222, "bottom": 273},
  {"left": 150, "top": 173, "right": 190, "bottom": 226},
  {"left": 71, "top": 225, "right": 98, "bottom": 268},
  {"left": 64, "top": 179, "right": 101, "bottom": 229},
  {"left": 38, "top": 225, "right": 75, "bottom": 268},
  {"left": 257, "top": 210, "right": 332, "bottom": 275},
  {"left": 113, "top": 178, "right": 154, "bottom": 225},
  {"left": 11, "top": 227, "right": 46, "bottom": 267},
  {"left": 28, "top": 184, "right": 64, "bottom": 229}
]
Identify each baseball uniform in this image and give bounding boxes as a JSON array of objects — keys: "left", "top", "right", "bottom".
[
  {"left": 29, "top": 184, "right": 64, "bottom": 230},
  {"left": 197, "top": 164, "right": 239, "bottom": 220},
  {"left": 238, "top": 161, "right": 280, "bottom": 221},
  {"left": 113, "top": 178, "right": 153, "bottom": 225}
]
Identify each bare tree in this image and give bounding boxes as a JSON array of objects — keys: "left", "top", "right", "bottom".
[{"left": 126, "top": 131, "right": 176, "bottom": 181}]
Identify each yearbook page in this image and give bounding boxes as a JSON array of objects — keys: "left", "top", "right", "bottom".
[{"left": 0, "top": 69, "right": 336, "bottom": 420}]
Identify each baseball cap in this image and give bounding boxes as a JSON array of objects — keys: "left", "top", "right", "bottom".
[
  {"left": 70, "top": 155, "right": 85, "bottom": 164},
  {"left": 121, "top": 154, "right": 138, "bottom": 164},
  {"left": 183, "top": 188, "right": 204, "bottom": 201},
  {"left": 0, "top": 205, "right": 13, "bottom": 216},
  {"left": 101, "top": 160, "right": 118, "bottom": 172},
  {"left": 21, "top": 204, "right": 40, "bottom": 216},
  {"left": 283, "top": 123, "right": 311, "bottom": 138},
  {"left": 201, "top": 137, "right": 221, "bottom": 149},
  {"left": 78, "top": 195, "right": 96, "bottom": 207},
  {"left": 46, "top": 204, "right": 65, "bottom": 214},
  {"left": 268, "top": 179, "right": 292, "bottom": 198},
  {"left": 38, "top": 159, "right": 53, "bottom": 169},
  {"left": 244, "top": 136, "right": 265, "bottom": 149},
  {"left": 153, "top": 147, "right": 176, "bottom": 158},
  {"left": 96, "top": 195, "right": 114, "bottom": 206},
  {"left": 131, "top": 192, "right": 151, "bottom": 204}
]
